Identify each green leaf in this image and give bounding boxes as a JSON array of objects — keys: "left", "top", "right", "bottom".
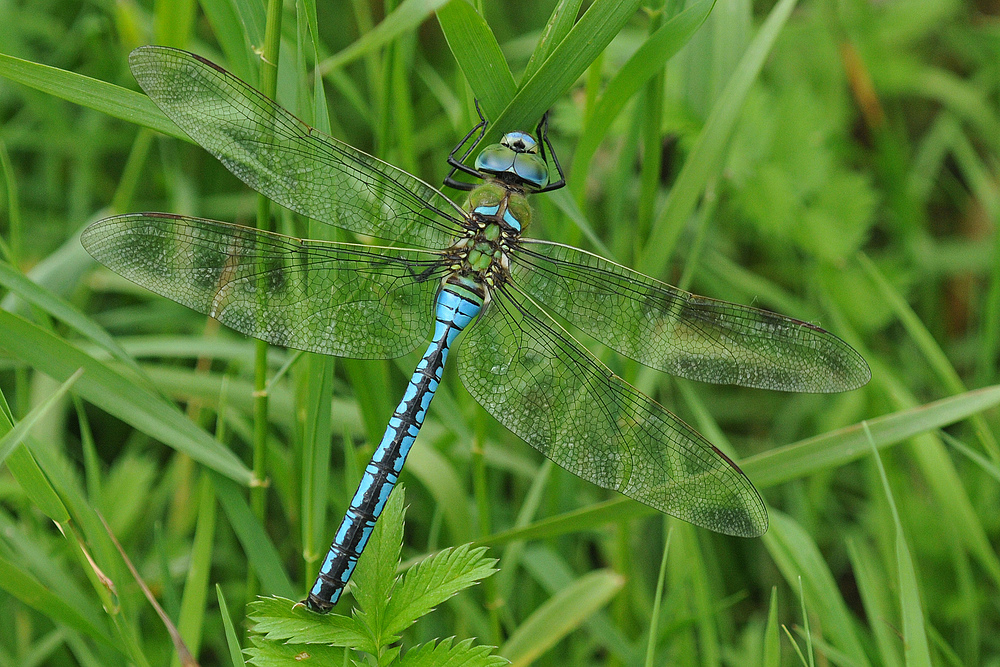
[
  {"left": 643, "top": 526, "right": 672, "bottom": 667},
  {"left": 484, "top": 0, "right": 645, "bottom": 147},
  {"left": 0, "top": 509, "right": 105, "bottom": 635},
  {"left": 522, "top": 0, "right": 582, "bottom": 84},
  {"left": 477, "top": 498, "right": 656, "bottom": 548},
  {"left": 572, "top": 0, "right": 717, "bottom": 184},
  {"left": 174, "top": 475, "right": 217, "bottom": 660},
  {"left": 0, "top": 369, "right": 82, "bottom": 467},
  {"left": 217, "top": 586, "right": 248, "bottom": 667},
  {"left": 2, "top": 442, "right": 69, "bottom": 524},
  {"left": 0, "top": 309, "right": 252, "bottom": 484},
  {"left": 398, "top": 637, "right": 508, "bottom": 667},
  {"left": 865, "top": 425, "right": 932, "bottom": 666},
  {"left": 0, "top": 52, "right": 185, "bottom": 140},
  {"left": 500, "top": 569, "right": 624, "bottom": 666},
  {"left": 846, "top": 540, "right": 903, "bottom": 667},
  {"left": 897, "top": 529, "right": 933, "bottom": 666},
  {"left": 351, "top": 483, "right": 406, "bottom": 643},
  {"left": 763, "top": 587, "right": 780, "bottom": 667},
  {"left": 405, "top": 438, "right": 473, "bottom": 547},
  {"left": 0, "top": 552, "right": 114, "bottom": 649},
  {"left": 0, "top": 260, "right": 149, "bottom": 386},
  {"left": 385, "top": 544, "right": 497, "bottom": 636},
  {"left": 247, "top": 596, "right": 368, "bottom": 647},
  {"left": 244, "top": 633, "right": 349, "bottom": 666},
  {"left": 199, "top": 0, "right": 259, "bottom": 82},
  {"left": 437, "top": 0, "right": 516, "bottom": 118},
  {"left": 300, "top": 352, "right": 337, "bottom": 598},
  {"left": 321, "top": 0, "right": 453, "bottom": 73},
  {"left": 764, "top": 511, "right": 871, "bottom": 667},
  {"left": 213, "top": 475, "right": 297, "bottom": 599},
  {"left": 476, "top": 384, "right": 1000, "bottom": 551},
  {"left": 638, "top": 0, "right": 799, "bottom": 277},
  {"left": 743, "top": 384, "right": 1000, "bottom": 488},
  {"left": 859, "top": 251, "right": 998, "bottom": 459}
]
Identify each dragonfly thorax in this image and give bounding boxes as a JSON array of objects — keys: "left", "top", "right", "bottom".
[
  {"left": 466, "top": 182, "right": 532, "bottom": 232},
  {"left": 444, "top": 182, "right": 532, "bottom": 286}
]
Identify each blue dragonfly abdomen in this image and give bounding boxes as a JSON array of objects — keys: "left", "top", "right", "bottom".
[{"left": 307, "top": 275, "right": 484, "bottom": 611}]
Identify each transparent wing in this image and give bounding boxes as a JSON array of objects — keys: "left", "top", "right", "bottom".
[
  {"left": 512, "top": 240, "right": 870, "bottom": 393},
  {"left": 82, "top": 214, "right": 447, "bottom": 358},
  {"left": 128, "top": 46, "right": 467, "bottom": 250},
  {"left": 458, "top": 283, "right": 767, "bottom": 537}
]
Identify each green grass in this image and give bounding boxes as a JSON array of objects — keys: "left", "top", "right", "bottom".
[{"left": 1, "top": 0, "right": 999, "bottom": 664}]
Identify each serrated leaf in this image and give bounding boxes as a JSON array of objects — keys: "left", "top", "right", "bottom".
[
  {"left": 351, "top": 485, "right": 406, "bottom": 639},
  {"left": 385, "top": 545, "right": 498, "bottom": 636},
  {"left": 247, "top": 597, "right": 369, "bottom": 649},
  {"left": 244, "top": 633, "right": 349, "bottom": 666},
  {"left": 398, "top": 637, "right": 508, "bottom": 667}
]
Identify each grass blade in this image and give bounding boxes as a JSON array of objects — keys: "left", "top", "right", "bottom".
[
  {"left": 764, "top": 511, "right": 871, "bottom": 667},
  {"left": 321, "top": 0, "right": 452, "bottom": 73},
  {"left": 0, "top": 53, "right": 184, "bottom": 140},
  {"left": 637, "top": 0, "right": 798, "bottom": 277},
  {"left": 0, "top": 369, "right": 82, "bottom": 466},
  {"left": 500, "top": 569, "right": 624, "bottom": 667},
  {"left": 744, "top": 384, "right": 1000, "bottom": 488},
  {"left": 572, "top": 0, "right": 717, "bottom": 188},
  {"left": 437, "top": 0, "right": 516, "bottom": 117},
  {"left": 864, "top": 423, "right": 932, "bottom": 667}
]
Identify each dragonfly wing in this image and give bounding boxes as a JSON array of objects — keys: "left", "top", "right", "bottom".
[
  {"left": 512, "top": 240, "right": 870, "bottom": 393},
  {"left": 82, "top": 214, "right": 445, "bottom": 358},
  {"left": 457, "top": 283, "right": 767, "bottom": 537},
  {"left": 128, "top": 46, "right": 466, "bottom": 250}
]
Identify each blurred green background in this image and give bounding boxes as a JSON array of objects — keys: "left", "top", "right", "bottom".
[{"left": 1, "top": 0, "right": 999, "bottom": 664}]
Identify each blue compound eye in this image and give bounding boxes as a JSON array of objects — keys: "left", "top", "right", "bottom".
[
  {"left": 475, "top": 143, "right": 516, "bottom": 173},
  {"left": 513, "top": 153, "right": 548, "bottom": 188},
  {"left": 501, "top": 131, "right": 539, "bottom": 154}
]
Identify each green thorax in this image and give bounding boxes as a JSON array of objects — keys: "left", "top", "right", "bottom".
[{"left": 466, "top": 182, "right": 532, "bottom": 233}]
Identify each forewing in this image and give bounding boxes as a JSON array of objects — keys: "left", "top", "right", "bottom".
[
  {"left": 457, "top": 284, "right": 767, "bottom": 537},
  {"left": 512, "top": 240, "right": 870, "bottom": 393},
  {"left": 82, "top": 214, "right": 445, "bottom": 358},
  {"left": 128, "top": 46, "right": 466, "bottom": 250}
]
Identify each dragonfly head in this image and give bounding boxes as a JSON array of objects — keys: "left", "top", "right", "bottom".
[{"left": 475, "top": 131, "right": 549, "bottom": 190}]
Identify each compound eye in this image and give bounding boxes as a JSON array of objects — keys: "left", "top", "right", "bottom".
[
  {"left": 475, "top": 143, "right": 516, "bottom": 174},
  {"left": 501, "top": 131, "right": 538, "bottom": 154},
  {"left": 513, "top": 154, "right": 548, "bottom": 189}
]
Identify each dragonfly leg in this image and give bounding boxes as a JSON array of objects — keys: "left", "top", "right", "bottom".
[
  {"left": 444, "top": 102, "right": 490, "bottom": 191},
  {"left": 533, "top": 112, "right": 566, "bottom": 194}
]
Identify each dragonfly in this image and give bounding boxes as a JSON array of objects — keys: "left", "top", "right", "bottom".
[{"left": 82, "top": 46, "right": 871, "bottom": 613}]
